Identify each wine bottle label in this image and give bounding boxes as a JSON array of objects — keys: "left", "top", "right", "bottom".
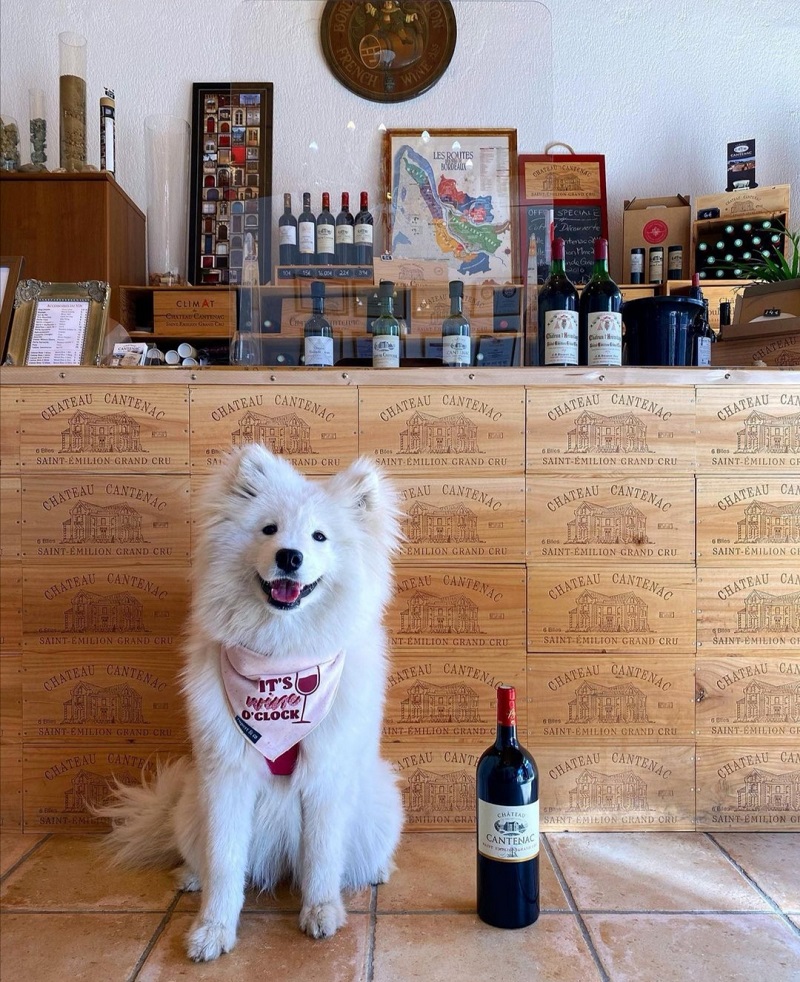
[
  {"left": 355, "top": 224, "right": 373, "bottom": 245},
  {"left": 543, "top": 309, "right": 578, "bottom": 365},
  {"left": 587, "top": 311, "right": 622, "bottom": 366},
  {"left": 630, "top": 252, "right": 644, "bottom": 274},
  {"left": 442, "top": 335, "right": 471, "bottom": 366},
  {"left": 298, "top": 221, "right": 315, "bottom": 254},
  {"left": 317, "top": 223, "right": 335, "bottom": 255},
  {"left": 279, "top": 225, "right": 297, "bottom": 246},
  {"left": 304, "top": 335, "right": 334, "bottom": 367},
  {"left": 372, "top": 335, "right": 400, "bottom": 369},
  {"left": 478, "top": 799, "right": 539, "bottom": 862},
  {"left": 696, "top": 335, "right": 712, "bottom": 366},
  {"left": 335, "top": 225, "right": 354, "bottom": 245}
]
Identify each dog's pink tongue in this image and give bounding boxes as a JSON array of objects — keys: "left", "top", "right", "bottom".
[{"left": 272, "top": 579, "right": 302, "bottom": 604}]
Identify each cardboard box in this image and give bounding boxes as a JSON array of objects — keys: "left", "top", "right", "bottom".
[{"left": 622, "top": 195, "right": 692, "bottom": 281}]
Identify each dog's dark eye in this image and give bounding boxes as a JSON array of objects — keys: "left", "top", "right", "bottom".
[
  {"left": 312, "top": 531, "right": 327, "bottom": 542},
  {"left": 262, "top": 524, "right": 278, "bottom": 536}
]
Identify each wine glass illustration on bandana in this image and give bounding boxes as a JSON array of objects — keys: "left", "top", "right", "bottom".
[{"left": 294, "top": 666, "right": 321, "bottom": 723}]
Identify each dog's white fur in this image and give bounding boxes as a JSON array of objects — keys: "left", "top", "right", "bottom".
[{"left": 100, "top": 445, "right": 404, "bottom": 961}]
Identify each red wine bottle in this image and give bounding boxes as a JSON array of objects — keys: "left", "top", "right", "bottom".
[
  {"left": 316, "top": 192, "right": 335, "bottom": 266},
  {"left": 579, "top": 237, "right": 623, "bottom": 366},
  {"left": 476, "top": 685, "right": 539, "bottom": 929},
  {"left": 354, "top": 191, "right": 374, "bottom": 266},
  {"left": 278, "top": 192, "right": 298, "bottom": 266},
  {"left": 298, "top": 192, "right": 316, "bottom": 265},
  {"left": 335, "top": 192, "right": 355, "bottom": 265},
  {"left": 538, "top": 238, "right": 578, "bottom": 366}
]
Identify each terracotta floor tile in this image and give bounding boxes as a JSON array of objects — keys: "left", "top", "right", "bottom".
[
  {"left": 0, "top": 832, "right": 46, "bottom": 875},
  {"left": 0, "top": 911, "right": 161, "bottom": 981},
  {"left": 376, "top": 831, "right": 568, "bottom": 912},
  {"left": 0, "top": 834, "right": 177, "bottom": 911},
  {"left": 372, "top": 912, "right": 600, "bottom": 982},
  {"left": 711, "top": 832, "right": 800, "bottom": 912},
  {"left": 176, "top": 879, "right": 371, "bottom": 913},
  {"left": 584, "top": 913, "right": 800, "bottom": 982},
  {"left": 548, "top": 831, "right": 770, "bottom": 911},
  {"left": 138, "top": 911, "right": 370, "bottom": 981}
]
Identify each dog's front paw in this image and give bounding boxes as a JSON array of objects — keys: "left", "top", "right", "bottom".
[
  {"left": 299, "top": 899, "right": 347, "bottom": 939},
  {"left": 186, "top": 918, "right": 237, "bottom": 962}
]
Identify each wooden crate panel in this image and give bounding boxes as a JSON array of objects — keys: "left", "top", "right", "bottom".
[
  {"left": 22, "top": 745, "right": 181, "bottom": 832},
  {"left": 526, "top": 387, "right": 696, "bottom": 473},
  {"left": 1, "top": 653, "right": 22, "bottom": 741},
  {"left": 190, "top": 386, "right": 359, "bottom": 475},
  {"left": 409, "top": 284, "right": 496, "bottom": 337},
  {"left": 695, "top": 656, "right": 800, "bottom": 741},
  {"left": 20, "top": 474, "right": 191, "bottom": 563},
  {"left": 388, "top": 566, "right": 526, "bottom": 652},
  {"left": 527, "top": 476, "right": 695, "bottom": 564},
  {"left": 23, "top": 651, "right": 188, "bottom": 744},
  {"left": 19, "top": 386, "right": 189, "bottom": 473},
  {"left": 697, "top": 567, "right": 800, "bottom": 651},
  {"left": 359, "top": 388, "right": 525, "bottom": 475},
  {"left": 152, "top": 289, "right": 237, "bottom": 336},
  {"left": 22, "top": 566, "right": 189, "bottom": 653},
  {"left": 0, "top": 385, "right": 19, "bottom": 472},
  {"left": 383, "top": 649, "right": 527, "bottom": 746},
  {"left": 0, "top": 477, "right": 20, "bottom": 560},
  {"left": 696, "top": 386, "right": 800, "bottom": 473},
  {"left": 527, "top": 565, "right": 697, "bottom": 654},
  {"left": 387, "top": 743, "right": 482, "bottom": 831},
  {"left": 528, "top": 655, "right": 695, "bottom": 743},
  {"left": 1, "top": 745, "right": 22, "bottom": 830},
  {"left": 696, "top": 477, "right": 800, "bottom": 565},
  {"left": 695, "top": 744, "right": 800, "bottom": 830},
  {"left": 396, "top": 477, "right": 526, "bottom": 563},
  {"left": 535, "top": 744, "right": 695, "bottom": 830},
  {"left": 0, "top": 565, "right": 21, "bottom": 652}
]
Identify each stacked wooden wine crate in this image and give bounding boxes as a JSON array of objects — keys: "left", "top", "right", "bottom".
[{"left": 0, "top": 369, "right": 798, "bottom": 833}]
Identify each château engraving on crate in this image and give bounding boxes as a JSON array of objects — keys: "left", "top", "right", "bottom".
[
  {"left": 695, "top": 386, "right": 800, "bottom": 472},
  {"left": 189, "top": 386, "right": 359, "bottom": 475},
  {"left": 382, "top": 650, "right": 527, "bottom": 745},
  {"left": 387, "top": 744, "right": 481, "bottom": 831},
  {"left": 527, "top": 655, "right": 695, "bottom": 742},
  {"left": 697, "top": 567, "right": 800, "bottom": 649},
  {"left": 695, "top": 745, "right": 800, "bottom": 830},
  {"left": 1, "top": 655, "right": 21, "bottom": 740},
  {"left": 527, "top": 476, "right": 695, "bottom": 563},
  {"left": 0, "top": 477, "right": 20, "bottom": 560},
  {"left": 1, "top": 746, "right": 22, "bottom": 829},
  {"left": 0, "top": 565, "right": 21, "bottom": 652},
  {"left": 395, "top": 477, "right": 525, "bottom": 563},
  {"left": 387, "top": 566, "right": 526, "bottom": 651},
  {"left": 527, "top": 565, "right": 697, "bottom": 653},
  {"left": 0, "top": 386, "right": 19, "bottom": 472},
  {"left": 696, "top": 477, "right": 800, "bottom": 564},
  {"left": 21, "top": 475, "right": 191, "bottom": 563},
  {"left": 19, "top": 387, "right": 190, "bottom": 472},
  {"left": 526, "top": 387, "right": 696, "bottom": 473},
  {"left": 359, "top": 388, "right": 525, "bottom": 474},
  {"left": 535, "top": 745, "right": 695, "bottom": 830},
  {"left": 22, "top": 566, "right": 189, "bottom": 653},
  {"left": 22, "top": 746, "right": 172, "bottom": 831},
  {"left": 695, "top": 656, "right": 800, "bottom": 741},
  {"left": 23, "top": 652, "right": 188, "bottom": 744}
]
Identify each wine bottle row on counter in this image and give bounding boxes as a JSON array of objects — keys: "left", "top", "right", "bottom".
[{"left": 280, "top": 191, "right": 373, "bottom": 267}]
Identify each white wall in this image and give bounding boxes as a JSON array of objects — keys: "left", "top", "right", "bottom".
[{"left": 1, "top": 0, "right": 798, "bottom": 280}]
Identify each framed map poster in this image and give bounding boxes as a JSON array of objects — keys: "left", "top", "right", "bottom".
[
  {"left": 383, "top": 128, "right": 518, "bottom": 283},
  {"left": 518, "top": 153, "right": 608, "bottom": 286}
]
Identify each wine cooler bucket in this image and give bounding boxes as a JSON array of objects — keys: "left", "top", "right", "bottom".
[{"left": 623, "top": 296, "right": 704, "bottom": 366}]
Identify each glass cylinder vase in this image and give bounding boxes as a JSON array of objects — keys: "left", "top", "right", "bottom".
[
  {"left": 59, "top": 31, "right": 87, "bottom": 171},
  {"left": 29, "top": 88, "right": 47, "bottom": 168},
  {"left": 145, "top": 114, "right": 190, "bottom": 286}
]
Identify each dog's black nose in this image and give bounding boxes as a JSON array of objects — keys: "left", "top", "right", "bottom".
[{"left": 275, "top": 548, "right": 303, "bottom": 573}]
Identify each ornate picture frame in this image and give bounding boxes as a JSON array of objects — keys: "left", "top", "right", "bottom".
[
  {"left": 6, "top": 279, "right": 110, "bottom": 367},
  {"left": 188, "top": 82, "right": 274, "bottom": 286},
  {"left": 383, "top": 128, "right": 518, "bottom": 283},
  {"left": 0, "top": 255, "right": 24, "bottom": 362}
]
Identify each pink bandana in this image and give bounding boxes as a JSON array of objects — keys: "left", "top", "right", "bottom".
[{"left": 220, "top": 643, "right": 345, "bottom": 775}]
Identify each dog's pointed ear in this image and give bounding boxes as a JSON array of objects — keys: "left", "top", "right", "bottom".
[
  {"left": 223, "top": 443, "right": 280, "bottom": 500},
  {"left": 327, "top": 457, "right": 402, "bottom": 550}
]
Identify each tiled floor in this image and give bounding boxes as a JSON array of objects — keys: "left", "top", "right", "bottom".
[{"left": 1, "top": 831, "right": 798, "bottom": 981}]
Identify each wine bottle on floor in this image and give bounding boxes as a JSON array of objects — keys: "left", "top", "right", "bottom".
[
  {"left": 538, "top": 238, "right": 578, "bottom": 366},
  {"left": 335, "top": 192, "right": 354, "bottom": 265},
  {"left": 316, "top": 192, "right": 336, "bottom": 266},
  {"left": 579, "top": 237, "right": 623, "bottom": 366},
  {"left": 278, "top": 192, "right": 298, "bottom": 266},
  {"left": 476, "top": 684, "right": 539, "bottom": 929},
  {"left": 298, "top": 192, "right": 316, "bottom": 265},
  {"left": 303, "top": 281, "right": 334, "bottom": 367},
  {"left": 354, "top": 191, "right": 374, "bottom": 266}
]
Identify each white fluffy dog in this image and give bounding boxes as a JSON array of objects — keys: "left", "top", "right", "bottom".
[{"left": 101, "top": 445, "right": 404, "bottom": 961}]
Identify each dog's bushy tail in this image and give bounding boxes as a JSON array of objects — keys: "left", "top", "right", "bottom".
[{"left": 96, "top": 756, "right": 189, "bottom": 869}]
